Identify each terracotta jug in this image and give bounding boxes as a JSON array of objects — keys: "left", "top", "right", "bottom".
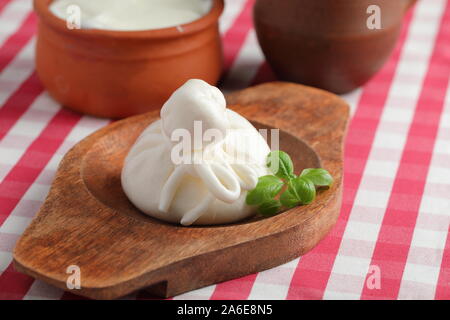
[{"left": 254, "top": 0, "right": 417, "bottom": 94}]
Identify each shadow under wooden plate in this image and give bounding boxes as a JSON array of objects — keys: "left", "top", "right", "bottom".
[{"left": 13, "top": 82, "right": 349, "bottom": 299}]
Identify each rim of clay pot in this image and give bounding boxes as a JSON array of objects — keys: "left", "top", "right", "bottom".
[{"left": 34, "top": 0, "right": 224, "bottom": 40}]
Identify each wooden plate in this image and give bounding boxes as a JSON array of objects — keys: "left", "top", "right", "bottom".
[{"left": 13, "top": 82, "right": 349, "bottom": 299}]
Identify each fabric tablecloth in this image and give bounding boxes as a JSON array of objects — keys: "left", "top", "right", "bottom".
[{"left": 0, "top": 0, "right": 449, "bottom": 300}]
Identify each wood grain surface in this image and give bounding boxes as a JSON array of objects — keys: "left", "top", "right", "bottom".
[{"left": 13, "top": 82, "right": 349, "bottom": 299}]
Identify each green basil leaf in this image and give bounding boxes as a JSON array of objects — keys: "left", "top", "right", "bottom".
[
  {"left": 245, "top": 175, "right": 284, "bottom": 206},
  {"left": 266, "top": 150, "right": 295, "bottom": 180},
  {"left": 280, "top": 188, "right": 300, "bottom": 208},
  {"left": 258, "top": 199, "right": 282, "bottom": 216},
  {"left": 290, "top": 176, "right": 316, "bottom": 204},
  {"left": 300, "top": 168, "right": 334, "bottom": 187}
]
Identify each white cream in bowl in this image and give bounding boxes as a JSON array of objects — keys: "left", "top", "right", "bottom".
[
  {"left": 49, "top": 0, "right": 213, "bottom": 31},
  {"left": 121, "top": 79, "right": 272, "bottom": 226}
]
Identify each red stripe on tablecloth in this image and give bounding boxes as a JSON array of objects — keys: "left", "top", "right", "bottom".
[
  {"left": 285, "top": 8, "right": 416, "bottom": 300},
  {"left": 361, "top": 2, "right": 450, "bottom": 299},
  {"left": 0, "top": 0, "right": 13, "bottom": 15},
  {"left": 0, "top": 72, "right": 43, "bottom": 140},
  {"left": 0, "top": 12, "right": 36, "bottom": 72},
  {"left": 221, "top": 0, "right": 255, "bottom": 75},
  {"left": 0, "top": 264, "right": 34, "bottom": 300},
  {"left": 435, "top": 226, "right": 450, "bottom": 299},
  {"left": 0, "top": 109, "right": 81, "bottom": 299},
  {"left": 210, "top": 274, "right": 258, "bottom": 300}
]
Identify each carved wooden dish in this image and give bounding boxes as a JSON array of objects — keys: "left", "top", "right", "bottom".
[{"left": 13, "top": 82, "right": 349, "bottom": 299}]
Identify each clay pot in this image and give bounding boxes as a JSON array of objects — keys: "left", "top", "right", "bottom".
[
  {"left": 254, "top": 0, "right": 417, "bottom": 94},
  {"left": 34, "top": 0, "right": 224, "bottom": 118}
]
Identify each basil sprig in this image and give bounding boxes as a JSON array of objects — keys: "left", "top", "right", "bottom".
[{"left": 246, "top": 151, "right": 333, "bottom": 216}]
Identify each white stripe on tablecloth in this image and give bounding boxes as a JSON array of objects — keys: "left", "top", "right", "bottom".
[
  {"left": 321, "top": 290, "right": 360, "bottom": 300},
  {"left": 247, "top": 258, "right": 300, "bottom": 300},
  {"left": 23, "top": 280, "right": 65, "bottom": 300},
  {"left": 322, "top": 0, "right": 447, "bottom": 299},
  {"left": 219, "top": 0, "right": 247, "bottom": 35},
  {"left": 397, "top": 76, "right": 450, "bottom": 300},
  {"left": 173, "top": 285, "right": 217, "bottom": 300},
  {"left": 0, "top": 37, "right": 35, "bottom": 107},
  {"left": 0, "top": 251, "right": 12, "bottom": 273}
]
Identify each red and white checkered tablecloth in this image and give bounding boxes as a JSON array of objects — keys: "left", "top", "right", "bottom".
[{"left": 0, "top": 0, "right": 449, "bottom": 300}]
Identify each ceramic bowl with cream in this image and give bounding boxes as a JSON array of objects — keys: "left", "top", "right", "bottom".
[{"left": 33, "top": 0, "right": 224, "bottom": 118}]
